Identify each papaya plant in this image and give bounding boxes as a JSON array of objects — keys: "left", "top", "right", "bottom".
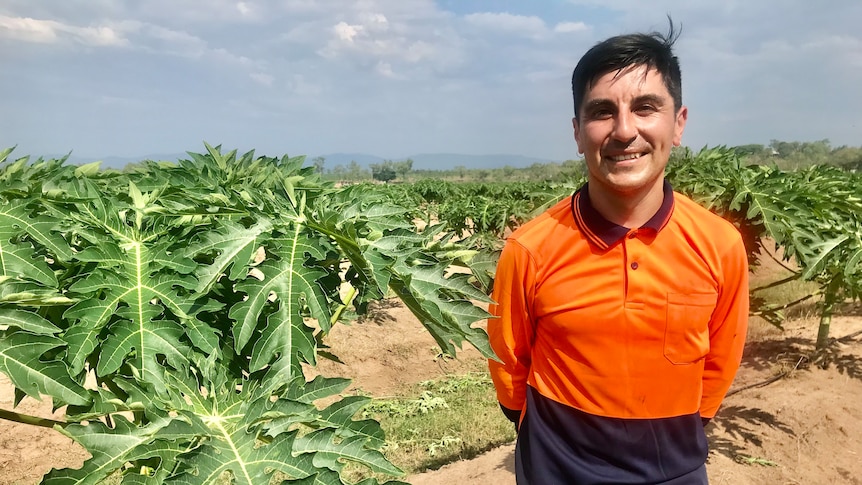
[
  {"left": 668, "top": 146, "right": 862, "bottom": 349},
  {"left": 0, "top": 144, "right": 493, "bottom": 484}
]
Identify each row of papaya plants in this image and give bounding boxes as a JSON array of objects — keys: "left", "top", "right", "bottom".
[
  {"left": 0, "top": 144, "right": 494, "bottom": 484},
  {"left": 1, "top": 143, "right": 860, "bottom": 483},
  {"left": 372, "top": 147, "right": 862, "bottom": 348},
  {"left": 666, "top": 147, "right": 862, "bottom": 349}
]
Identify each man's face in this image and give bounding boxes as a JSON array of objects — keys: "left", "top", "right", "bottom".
[{"left": 573, "top": 65, "right": 687, "bottom": 201}]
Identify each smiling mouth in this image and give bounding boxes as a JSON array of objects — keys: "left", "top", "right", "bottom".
[{"left": 607, "top": 152, "right": 645, "bottom": 162}]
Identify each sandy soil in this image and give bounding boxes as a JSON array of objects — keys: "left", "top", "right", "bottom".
[{"left": 1, "top": 300, "right": 861, "bottom": 484}]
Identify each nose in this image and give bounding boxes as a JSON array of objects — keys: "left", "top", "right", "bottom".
[{"left": 611, "top": 111, "right": 637, "bottom": 143}]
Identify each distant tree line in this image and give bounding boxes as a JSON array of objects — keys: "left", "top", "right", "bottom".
[
  {"left": 312, "top": 158, "right": 415, "bottom": 184},
  {"left": 731, "top": 139, "right": 862, "bottom": 171},
  {"left": 316, "top": 158, "right": 586, "bottom": 184},
  {"left": 310, "top": 139, "right": 862, "bottom": 184}
]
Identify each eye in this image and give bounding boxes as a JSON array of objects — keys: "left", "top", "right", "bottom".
[
  {"left": 589, "top": 109, "right": 613, "bottom": 120},
  {"left": 634, "top": 104, "right": 657, "bottom": 115}
]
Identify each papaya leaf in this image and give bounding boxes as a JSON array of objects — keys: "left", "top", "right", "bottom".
[{"left": 0, "top": 331, "right": 89, "bottom": 406}]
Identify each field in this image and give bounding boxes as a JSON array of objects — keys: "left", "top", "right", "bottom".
[
  {"left": 1, "top": 145, "right": 861, "bottom": 484},
  {"left": 2, "top": 296, "right": 861, "bottom": 484}
]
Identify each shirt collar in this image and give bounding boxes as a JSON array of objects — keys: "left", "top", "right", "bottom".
[{"left": 570, "top": 180, "right": 675, "bottom": 250}]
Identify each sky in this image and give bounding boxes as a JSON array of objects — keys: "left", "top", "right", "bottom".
[{"left": 1, "top": 1, "right": 861, "bottom": 164}]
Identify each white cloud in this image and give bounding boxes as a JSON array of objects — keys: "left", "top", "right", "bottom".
[
  {"left": 0, "top": 15, "right": 127, "bottom": 46},
  {"left": 132, "top": 0, "right": 270, "bottom": 24},
  {"left": 360, "top": 12, "right": 389, "bottom": 30},
  {"left": 118, "top": 21, "right": 208, "bottom": 56},
  {"left": 403, "top": 40, "right": 435, "bottom": 63},
  {"left": 802, "top": 35, "right": 862, "bottom": 68},
  {"left": 464, "top": 12, "right": 547, "bottom": 38},
  {"left": 375, "top": 60, "right": 395, "bottom": 78},
  {"left": 0, "top": 15, "right": 59, "bottom": 43},
  {"left": 316, "top": 10, "right": 457, "bottom": 77},
  {"left": 249, "top": 72, "right": 274, "bottom": 86},
  {"left": 333, "top": 21, "right": 362, "bottom": 43},
  {"left": 554, "top": 21, "right": 589, "bottom": 34}
]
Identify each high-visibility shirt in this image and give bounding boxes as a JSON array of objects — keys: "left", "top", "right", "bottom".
[{"left": 488, "top": 181, "right": 749, "bottom": 484}]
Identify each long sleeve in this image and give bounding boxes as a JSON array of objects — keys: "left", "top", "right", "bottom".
[
  {"left": 487, "top": 239, "right": 537, "bottom": 415},
  {"left": 700, "top": 236, "right": 749, "bottom": 418}
]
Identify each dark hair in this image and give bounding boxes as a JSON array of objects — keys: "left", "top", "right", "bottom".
[{"left": 571, "top": 20, "right": 682, "bottom": 118}]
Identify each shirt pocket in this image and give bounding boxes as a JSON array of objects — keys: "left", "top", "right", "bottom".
[{"left": 664, "top": 292, "right": 717, "bottom": 364}]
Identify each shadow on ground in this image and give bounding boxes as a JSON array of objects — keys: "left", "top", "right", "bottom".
[
  {"left": 357, "top": 299, "right": 401, "bottom": 324},
  {"left": 740, "top": 329, "right": 862, "bottom": 384},
  {"left": 708, "top": 405, "right": 795, "bottom": 462}
]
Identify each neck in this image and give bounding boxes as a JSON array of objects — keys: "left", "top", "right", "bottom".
[{"left": 587, "top": 180, "right": 665, "bottom": 228}]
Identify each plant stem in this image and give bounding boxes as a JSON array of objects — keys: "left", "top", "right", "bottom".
[
  {"left": 331, "top": 286, "right": 358, "bottom": 325},
  {"left": 815, "top": 277, "right": 842, "bottom": 350},
  {"left": 765, "top": 291, "right": 820, "bottom": 313},
  {"left": 750, "top": 273, "right": 802, "bottom": 293},
  {"left": 0, "top": 408, "right": 67, "bottom": 429}
]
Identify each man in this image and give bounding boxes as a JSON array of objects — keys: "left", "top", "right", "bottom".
[{"left": 487, "top": 24, "right": 749, "bottom": 484}]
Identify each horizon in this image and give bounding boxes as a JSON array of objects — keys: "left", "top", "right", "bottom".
[{"left": 7, "top": 138, "right": 853, "bottom": 172}]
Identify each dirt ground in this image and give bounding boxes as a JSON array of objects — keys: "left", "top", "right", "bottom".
[{"left": 1, "top": 300, "right": 861, "bottom": 484}]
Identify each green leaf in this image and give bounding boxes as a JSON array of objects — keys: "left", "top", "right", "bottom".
[
  {"left": 0, "top": 331, "right": 89, "bottom": 406},
  {"left": 286, "top": 375, "right": 351, "bottom": 403},
  {"left": 800, "top": 235, "right": 849, "bottom": 280},
  {"left": 161, "top": 370, "right": 397, "bottom": 485},
  {"left": 97, "top": 318, "right": 191, "bottom": 389},
  {"left": 74, "top": 160, "right": 103, "bottom": 177},
  {"left": 0, "top": 308, "right": 61, "bottom": 334},
  {"left": 186, "top": 218, "right": 273, "bottom": 293},
  {"left": 0, "top": 204, "right": 61, "bottom": 287},
  {"left": 63, "top": 237, "right": 200, "bottom": 378},
  {"left": 129, "top": 181, "right": 146, "bottom": 209},
  {"left": 389, "top": 262, "right": 494, "bottom": 359},
  {"left": 229, "top": 229, "right": 333, "bottom": 373},
  {"left": 42, "top": 416, "right": 180, "bottom": 485},
  {"left": 292, "top": 428, "right": 402, "bottom": 476}
]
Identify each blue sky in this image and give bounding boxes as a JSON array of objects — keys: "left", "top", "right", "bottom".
[{"left": 1, "top": 1, "right": 860, "bottom": 164}]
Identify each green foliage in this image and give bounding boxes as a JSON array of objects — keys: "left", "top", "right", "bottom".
[
  {"left": 668, "top": 146, "right": 862, "bottom": 342},
  {"left": 372, "top": 180, "right": 573, "bottom": 252},
  {"left": 3, "top": 140, "right": 861, "bottom": 482},
  {"left": 370, "top": 161, "right": 397, "bottom": 183},
  {"left": 312, "top": 156, "right": 326, "bottom": 174},
  {"left": 393, "top": 159, "right": 413, "bottom": 180},
  {"left": 0, "top": 144, "right": 493, "bottom": 484},
  {"left": 362, "top": 391, "right": 449, "bottom": 418},
  {"left": 353, "top": 372, "right": 516, "bottom": 478},
  {"left": 734, "top": 139, "right": 862, "bottom": 171}
]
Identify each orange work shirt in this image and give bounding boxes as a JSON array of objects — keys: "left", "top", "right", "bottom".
[{"left": 488, "top": 182, "right": 749, "bottom": 421}]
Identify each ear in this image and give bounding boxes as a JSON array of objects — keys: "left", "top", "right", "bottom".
[
  {"left": 572, "top": 117, "right": 584, "bottom": 154},
  {"left": 673, "top": 106, "right": 688, "bottom": 147}
]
